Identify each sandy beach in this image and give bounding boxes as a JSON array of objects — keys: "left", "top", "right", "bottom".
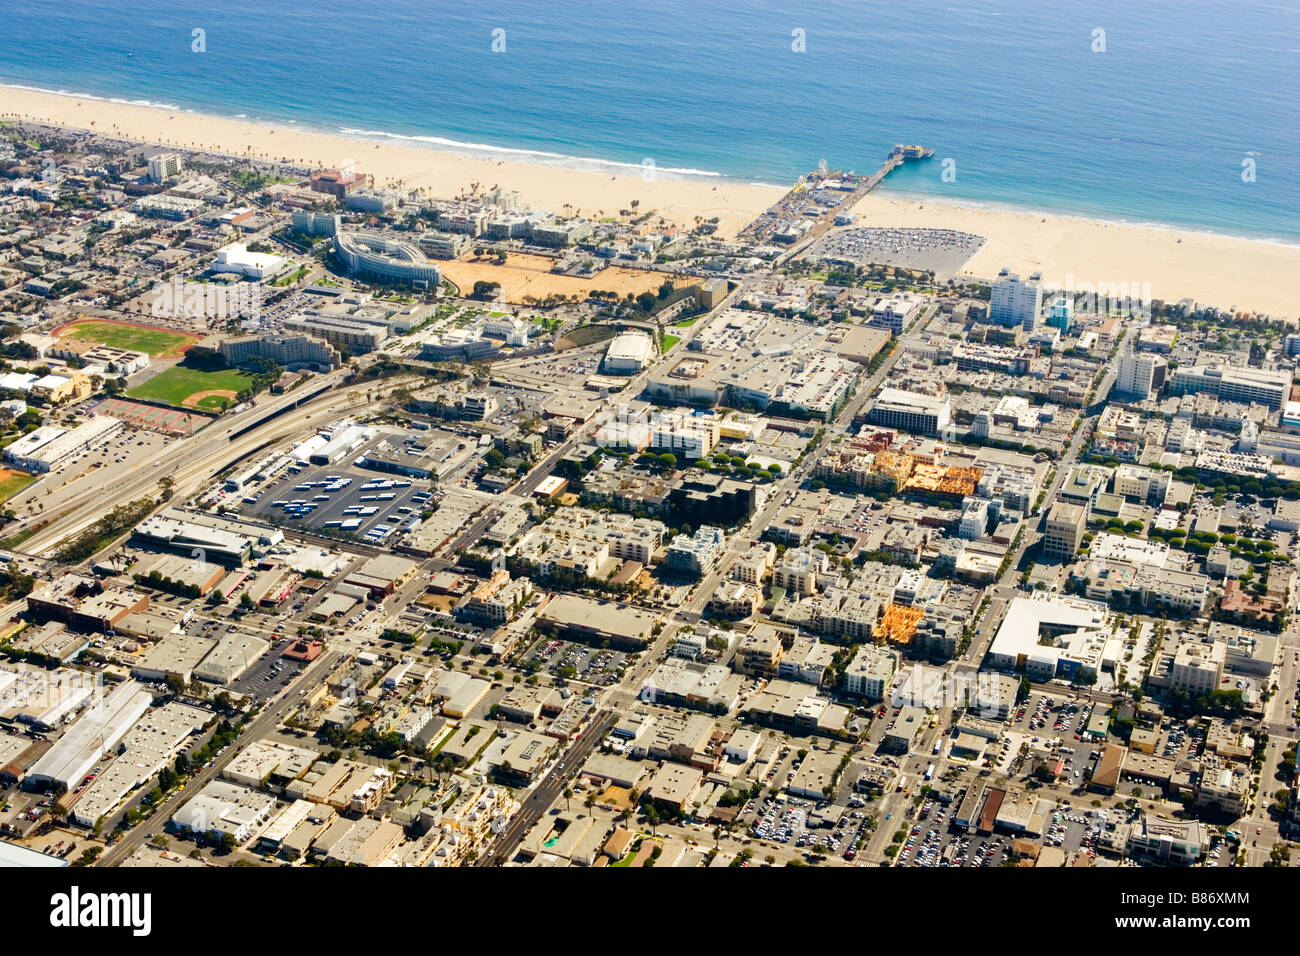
[
  {"left": 849, "top": 193, "right": 1300, "bottom": 319},
  {"left": 3, "top": 86, "right": 1296, "bottom": 319},
  {"left": 0, "top": 87, "right": 779, "bottom": 240}
]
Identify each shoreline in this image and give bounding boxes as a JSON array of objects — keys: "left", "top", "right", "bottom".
[
  {"left": 6, "top": 81, "right": 1296, "bottom": 250},
  {"left": 0, "top": 85, "right": 781, "bottom": 241},
  {"left": 3, "top": 84, "right": 1297, "bottom": 319},
  {"left": 873, "top": 185, "right": 1300, "bottom": 253}
]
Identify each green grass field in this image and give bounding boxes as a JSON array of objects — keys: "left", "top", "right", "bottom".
[
  {"left": 127, "top": 366, "right": 257, "bottom": 411},
  {"left": 0, "top": 471, "right": 36, "bottom": 504},
  {"left": 662, "top": 333, "right": 681, "bottom": 352},
  {"left": 60, "top": 320, "right": 197, "bottom": 357}
]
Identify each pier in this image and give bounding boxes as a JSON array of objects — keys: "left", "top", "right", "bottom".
[{"left": 740, "top": 144, "right": 935, "bottom": 257}]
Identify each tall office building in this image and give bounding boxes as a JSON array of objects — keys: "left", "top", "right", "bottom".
[
  {"left": 1043, "top": 502, "right": 1086, "bottom": 560},
  {"left": 1046, "top": 293, "right": 1074, "bottom": 332},
  {"left": 1115, "top": 351, "right": 1167, "bottom": 400},
  {"left": 147, "top": 152, "right": 184, "bottom": 183},
  {"left": 990, "top": 274, "right": 1043, "bottom": 331}
]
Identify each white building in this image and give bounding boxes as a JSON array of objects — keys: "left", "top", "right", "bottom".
[
  {"left": 868, "top": 388, "right": 951, "bottom": 436},
  {"left": 959, "top": 498, "right": 991, "bottom": 540},
  {"left": 4, "top": 416, "right": 124, "bottom": 473},
  {"left": 212, "top": 242, "right": 287, "bottom": 281},
  {"left": 842, "top": 645, "right": 897, "bottom": 700},
  {"left": 989, "top": 274, "right": 1042, "bottom": 330},
  {"left": 171, "top": 780, "right": 277, "bottom": 844},
  {"left": 604, "top": 331, "right": 654, "bottom": 374},
  {"left": 147, "top": 152, "right": 184, "bottom": 183},
  {"left": 25, "top": 681, "right": 154, "bottom": 791},
  {"left": 1115, "top": 351, "right": 1164, "bottom": 400},
  {"left": 1170, "top": 642, "right": 1226, "bottom": 696},
  {"left": 664, "top": 526, "right": 725, "bottom": 575},
  {"left": 869, "top": 293, "right": 924, "bottom": 334}
]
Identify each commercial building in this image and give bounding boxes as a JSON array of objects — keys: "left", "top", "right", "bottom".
[
  {"left": 68, "top": 701, "right": 208, "bottom": 827},
  {"left": 881, "top": 706, "right": 926, "bottom": 753},
  {"left": 457, "top": 572, "right": 534, "bottom": 625},
  {"left": 333, "top": 232, "right": 441, "bottom": 288},
  {"left": 130, "top": 632, "right": 214, "bottom": 684},
  {"left": 644, "top": 311, "right": 859, "bottom": 417},
  {"left": 1125, "top": 815, "right": 1208, "bottom": 865},
  {"left": 344, "top": 188, "right": 397, "bottom": 213},
  {"left": 292, "top": 209, "right": 341, "bottom": 237},
  {"left": 0, "top": 841, "right": 66, "bottom": 867},
  {"left": 986, "top": 594, "right": 1114, "bottom": 683},
  {"left": 664, "top": 526, "right": 725, "bottom": 576},
  {"left": 1045, "top": 293, "right": 1074, "bottom": 332},
  {"left": 420, "top": 328, "right": 500, "bottom": 362},
  {"left": 282, "top": 312, "right": 389, "bottom": 354},
  {"left": 645, "top": 761, "right": 704, "bottom": 811},
  {"left": 867, "top": 388, "right": 951, "bottom": 436},
  {"left": 132, "top": 509, "right": 262, "bottom": 566},
  {"left": 171, "top": 780, "right": 277, "bottom": 844},
  {"left": 492, "top": 731, "right": 555, "bottom": 783},
  {"left": 26, "top": 575, "right": 150, "bottom": 632},
  {"left": 1115, "top": 350, "right": 1167, "bottom": 400},
  {"left": 842, "top": 645, "right": 897, "bottom": 700},
  {"left": 1169, "top": 364, "right": 1291, "bottom": 411},
  {"left": 1170, "top": 641, "right": 1226, "bottom": 696},
  {"left": 430, "top": 671, "right": 491, "bottom": 719},
  {"left": 343, "top": 554, "right": 418, "bottom": 597},
  {"left": 604, "top": 331, "right": 654, "bottom": 374},
  {"left": 147, "top": 152, "right": 184, "bottom": 182},
  {"left": 309, "top": 423, "right": 371, "bottom": 465},
  {"left": 970, "top": 672, "right": 1020, "bottom": 721},
  {"left": 1042, "top": 501, "right": 1086, "bottom": 560},
  {"left": 414, "top": 232, "right": 470, "bottom": 259},
  {"left": 132, "top": 194, "right": 206, "bottom": 220},
  {"left": 536, "top": 594, "right": 659, "bottom": 650},
  {"left": 212, "top": 242, "right": 286, "bottom": 280},
  {"left": 4, "top": 415, "right": 123, "bottom": 472},
  {"left": 25, "top": 681, "right": 154, "bottom": 791},
  {"left": 530, "top": 219, "right": 592, "bottom": 247},
  {"left": 310, "top": 168, "right": 366, "bottom": 198},
  {"left": 192, "top": 631, "right": 271, "bottom": 684},
  {"left": 668, "top": 474, "right": 755, "bottom": 527}
]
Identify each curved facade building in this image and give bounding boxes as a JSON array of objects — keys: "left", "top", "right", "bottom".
[{"left": 333, "top": 232, "right": 442, "bottom": 288}]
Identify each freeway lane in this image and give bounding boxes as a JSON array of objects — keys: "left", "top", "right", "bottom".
[{"left": 21, "top": 375, "right": 416, "bottom": 558}]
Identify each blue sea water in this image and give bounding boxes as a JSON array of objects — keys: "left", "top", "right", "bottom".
[{"left": 0, "top": 0, "right": 1296, "bottom": 241}]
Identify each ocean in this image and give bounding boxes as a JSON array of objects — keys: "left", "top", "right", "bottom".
[{"left": 1, "top": 0, "right": 1297, "bottom": 241}]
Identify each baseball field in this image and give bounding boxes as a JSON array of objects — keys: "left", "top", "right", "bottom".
[{"left": 126, "top": 366, "right": 257, "bottom": 412}]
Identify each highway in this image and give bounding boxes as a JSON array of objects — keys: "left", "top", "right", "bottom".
[{"left": 18, "top": 371, "right": 416, "bottom": 558}]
